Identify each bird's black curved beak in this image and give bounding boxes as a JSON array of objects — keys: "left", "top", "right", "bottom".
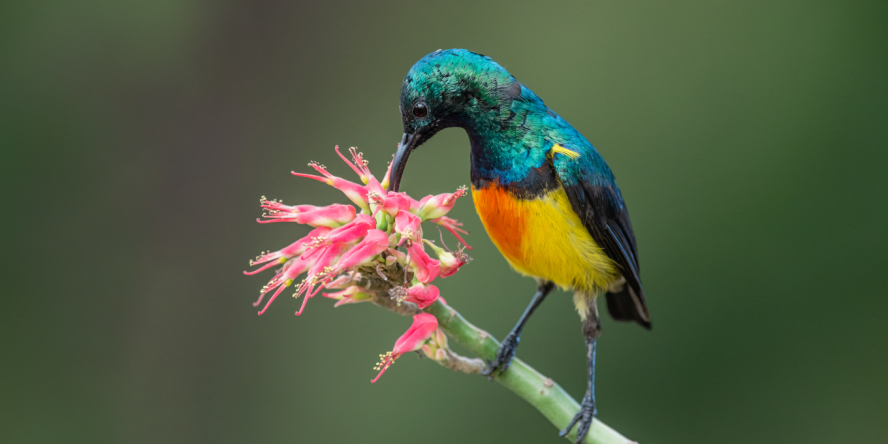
[{"left": 388, "top": 132, "right": 420, "bottom": 192}]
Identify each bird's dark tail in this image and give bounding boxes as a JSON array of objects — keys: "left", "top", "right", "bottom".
[{"left": 605, "top": 285, "right": 651, "bottom": 330}]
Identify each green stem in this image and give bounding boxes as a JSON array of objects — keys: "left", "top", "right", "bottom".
[
  {"left": 360, "top": 264, "right": 634, "bottom": 443},
  {"left": 424, "top": 300, "right": 635, "bottom": 444}
]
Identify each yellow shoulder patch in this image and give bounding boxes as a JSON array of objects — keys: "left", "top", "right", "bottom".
[{"left": 551, "top": 144, "right": 580, "bottom": 160}]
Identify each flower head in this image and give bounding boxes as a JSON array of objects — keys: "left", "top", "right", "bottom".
[
  {"left": 246, "top": 146, "right": 472, "bottom": 382},
  {"left": 372, "top": 313, "right": 438, "bottom": 383}
]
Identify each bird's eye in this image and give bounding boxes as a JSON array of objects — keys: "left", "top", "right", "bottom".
[{"left": 412, "top": 103, "right": 428, "bottom": 118}]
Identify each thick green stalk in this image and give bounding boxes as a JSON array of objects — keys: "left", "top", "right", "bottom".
[{"left": 424, "top": 300, "right": 635, "bottom": 444}]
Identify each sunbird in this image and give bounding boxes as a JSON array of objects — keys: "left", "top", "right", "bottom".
[{"left": 387, "top": 49, "right": 650, "bottom": 442}]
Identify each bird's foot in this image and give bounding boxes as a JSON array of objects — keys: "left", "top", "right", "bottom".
[
  {"left": 480, "top": 330, "right": 520, "bottom": 379},
  {"left": 559, "top": 393, "right": 596, "bottom": 443}
]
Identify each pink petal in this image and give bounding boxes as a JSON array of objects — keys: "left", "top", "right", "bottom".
[
  {"left": 245, "top": 227, "right": 332, "bottom": 274},
  {"left": 417, "top": 186, "right": 468, "bottom": 220},
  {"left": 371, "top": 314, "right": 438, "bottom": 384},
  {"left": 431, "top": 216, "right": 471, "bottom": 250},
  {"left": 393, "top": 313, "right": 438, "bottom": 355},
  {"left": 336, "top": 146, "right": 371, "bottom": 183},
  {"left": 403, "top": 283, "right": 440, "bottom": 309},
  {"left": 334, "top": 229, "right": 389, "bottom": 270},
  {"left": 324, "top": 214, "right": 375, "bottom": 245},
  {"left": 292, "top": 163, "right": 371, "bottom": 212},
  {"left": 258, "top": 202, "right": 356, "bottom": 228},
  {"left": 406, "top": 241, "right": 440, "bottom": 283},
  {"left": 394, "top": 211, "right": 422, "bottom": 244}
]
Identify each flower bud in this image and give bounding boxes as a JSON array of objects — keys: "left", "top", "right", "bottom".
[
  {"left": 323, "top": 285, "right": 371, "bottom": 307},
  {"left": 423, "top": 240, "right": 472, "bottom": 278},
  {"left": 416, "top": 186, "right": 468, "bottom": 220}
]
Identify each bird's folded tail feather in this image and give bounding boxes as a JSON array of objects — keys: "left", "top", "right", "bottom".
[{"left": 605, "top": 284, "right": 651, "bottom": 329}]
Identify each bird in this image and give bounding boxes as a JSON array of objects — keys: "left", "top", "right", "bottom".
[{"left": 387, "top": 49, "right": 650, "bottom": 443}]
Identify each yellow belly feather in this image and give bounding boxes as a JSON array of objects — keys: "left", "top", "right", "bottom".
[{"left": 472, "top": 185, "right": 619, "bottom": 296}]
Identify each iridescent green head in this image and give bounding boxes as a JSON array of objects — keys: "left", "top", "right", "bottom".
[{"left": 389, "top": 49, "right": 521, "bottom": 191}]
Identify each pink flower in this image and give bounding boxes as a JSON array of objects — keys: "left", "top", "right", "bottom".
[
  {"left": 322, "top": 214, "right": 376, "bottom": 246},
  {"left": 323, "top": 285, "right": 371, "bottom": 307},
  {"left": 424, "top": 240, "right": 471, "bottom": 278},
  {"left": 398, "top": 192, "right": 424, "bottom": 214},
  {"left": 246, "top": 146, "right": 473, "bottom": 325},
  {"left": 244, "top": 226, "right": 332, "bottom": 276},
  {"left": 393, "top": 211, "right": 422, "bottom": 244},
  {"left": 258, "top": 199, "right": 355, "bottom": 228},
  {"left": 291, "top": 242, "right": 350, "bottom": 315},
  {"left": 379, "top": 192, "right": 411, "bottom": 217},
  {"left": 336, "top": 146, "right": 385, "bottom": 195},
  {"left": 405, "top": 240, "right": 440, "bottom": 283},
  {"left": 431, "top": 216, "right": 471, "bottom": 250},
  {"left": 416, "top": 186, "right": 468, "bottom": 220},
  {"left": 292, "top": 162, "right": 370, "bottom": 212},
  {"left": 372, "top": 313, "right": 438, "bottom": 383},
  {"left": 333, "top": 229, "right": 390, "bottom": 271},
  {"left": 253, "top": 255, "right": 312, "bottom": 315},
  {"left": 389, "top": 283, "right": 439, "bottom": 309}
]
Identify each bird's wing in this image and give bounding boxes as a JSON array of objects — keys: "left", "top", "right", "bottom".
[{"left": 552, "top": 147, "right": 651, "bottom": 328}]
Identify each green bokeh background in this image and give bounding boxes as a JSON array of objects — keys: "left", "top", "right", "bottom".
[{"left": 2, "top": 1, "right": 887, "bottom": 443}]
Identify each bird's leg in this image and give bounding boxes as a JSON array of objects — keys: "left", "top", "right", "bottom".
[
  {"left": 560, "top": 297, "right": 600, "bottom": 443},
  {"left": 482, "top": 281, "right": 555, "bottom": 378}
]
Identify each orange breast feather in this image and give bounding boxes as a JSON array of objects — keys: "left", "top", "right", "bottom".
[{"left": 471, "top": 185, "right": 527, "bottom": 263}]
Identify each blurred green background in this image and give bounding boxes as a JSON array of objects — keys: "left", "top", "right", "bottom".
[{"left": 2, "top": 1, "right": 887, "bottom": 443}]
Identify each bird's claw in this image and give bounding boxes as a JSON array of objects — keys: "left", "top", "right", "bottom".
[
  {"left": 559, "top": 394, "right": 596, "bottom": 443},
  {"left": 480, "top": 331, "right": 520, "bottom": 379}
]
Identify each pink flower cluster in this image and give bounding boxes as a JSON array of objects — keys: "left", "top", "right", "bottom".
[{"left": 245, "top": 146, "right": 472, "bottom": 382}]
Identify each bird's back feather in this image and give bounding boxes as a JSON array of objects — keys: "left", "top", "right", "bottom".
[{"left": 554, "top": 151, "right": 651, "bottom": 328}]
